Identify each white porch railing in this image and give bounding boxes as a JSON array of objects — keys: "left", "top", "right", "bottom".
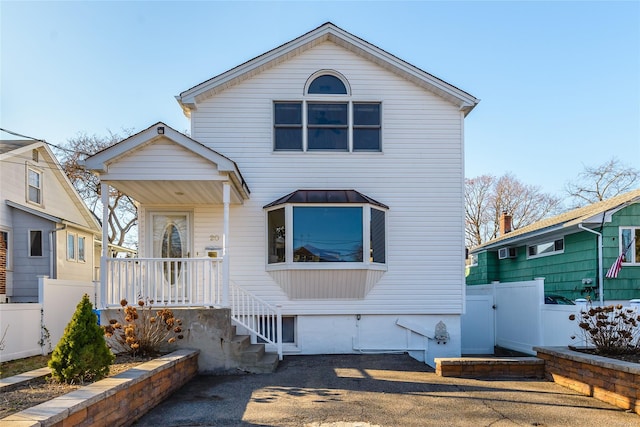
[
  {"left": 230, "top": 281, "right": 283, "bottom": 360},
  {"left": 103, "top": 258, "right": 223, "bottom": 307},
  {"left": 102, "top": 257, "right": 283, "bottom": 360}
]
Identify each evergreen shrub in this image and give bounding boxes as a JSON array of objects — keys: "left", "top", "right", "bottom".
[{"left": 48, "top": 294, "right": 114, "bottom": 383}]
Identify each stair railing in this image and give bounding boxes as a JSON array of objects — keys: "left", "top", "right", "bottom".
[{"left": 229, "top": 281, "right": 282, "bottom": 360}]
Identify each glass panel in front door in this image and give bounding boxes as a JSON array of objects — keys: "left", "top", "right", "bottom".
[{"left": 152, "top": 214, "right": 189, "bottom": 286}]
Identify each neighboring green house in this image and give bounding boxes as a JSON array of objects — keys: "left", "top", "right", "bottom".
[{"left": 466, "top": 189, "right": 640, "bottom": 303}]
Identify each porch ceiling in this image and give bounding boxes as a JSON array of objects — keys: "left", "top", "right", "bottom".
[{"left": 106, "top": 179, "right": 240, "bottom": 205}]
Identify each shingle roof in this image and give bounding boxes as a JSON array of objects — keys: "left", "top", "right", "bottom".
[
  {"left": 471, "top": 188, "right": 640, "bottom": 252},
  {"left": 0, "top": 139, "right": 37, "bottom": 155},
  {"left": 177, "top": 22, "right": 479, "bottom": 117}
]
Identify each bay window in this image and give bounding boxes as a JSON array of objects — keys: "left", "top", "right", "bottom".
[{"left": 266, "top": 190, "right": 387, "bottom": 267}]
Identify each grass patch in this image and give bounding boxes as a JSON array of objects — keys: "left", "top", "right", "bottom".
[{"left": 0, "top": 355, "right": 50, "bottom": 379}]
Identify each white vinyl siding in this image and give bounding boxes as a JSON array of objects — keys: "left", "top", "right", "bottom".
[
  {"left": 105, "top": 139, "right": 220, "bottom": 180},
  {"left": 186, "top": 41, "right": 464, "bottom": 314}
]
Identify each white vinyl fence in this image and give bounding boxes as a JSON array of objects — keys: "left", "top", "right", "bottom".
[
  {"left": 463, "top": 279, "right": 585, "bottom": 355},
  {"left": 0, "top": 277, "right": 96, "bottom": 362}
]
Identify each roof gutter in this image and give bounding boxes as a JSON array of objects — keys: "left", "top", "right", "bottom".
[{"left": 578, "top": 224, "right": 603, "bottom": 305}]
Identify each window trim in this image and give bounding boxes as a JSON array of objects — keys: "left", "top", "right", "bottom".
[
  {"left": 67, "top": 232, "right": 77, "bottom": 261},
  {"left": 265, "top": 203, "right": 388, "bottom": 271},
  {"left": 620, "top": 227, "right": 640, "bottom": 265},
  {"left": 304, "top": 70, "right": 351, "bottom": 95},
  {"left": 26, "top": 166, "right": 43, "bottom": 206},
  {"left": 29, "top": 229, "right": 43, "bottom": 258},
  {"left": 526, "top": 238, "right": 564, "bottom": 259}
]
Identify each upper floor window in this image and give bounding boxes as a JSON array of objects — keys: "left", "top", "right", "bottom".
[
  {"left": 274, "top": 72, "right": 381, "bottom": 152},
  {"left": 78, "top": 236, "right": 86, "bottom": 262},
  {"left": 527, "top": 238, "right": 564, "bottom": 258},
  {"left": 67, "top": 232, "right": 76, "bottom": 261},
  {"left": 308, "top": 103, "right": 348, "bottom": 150},
  {"left": 620, "top": 227, "right": 640, "bottom": 264},
  {"left": 308, "top": 75, "right": 347, "bottom": 94},
  {"left": 27, "top": 167, "right": 42, "bottom": 205}
]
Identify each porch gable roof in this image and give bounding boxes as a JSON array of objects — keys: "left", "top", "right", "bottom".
[{"left": 82, "top": 122, "right": 250, "bottom": 204}]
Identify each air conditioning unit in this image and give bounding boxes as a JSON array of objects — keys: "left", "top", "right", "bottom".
[{"left": 498, "top": 247, "right": 517, "bottom": 259}]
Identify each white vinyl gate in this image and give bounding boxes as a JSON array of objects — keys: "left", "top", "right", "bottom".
[
  {"left": 463, "top": 278, "right": 584, "bottom": 355},
  {"left": 461, "top": 294, "right": 494, "bottom": 354}
]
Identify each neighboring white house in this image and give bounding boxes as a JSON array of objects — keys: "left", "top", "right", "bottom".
[
  {"left": 83, "top": 22, "right": 479, "bottom": 366},
  {"left": 0, "top": 140, "right": 102, "bottom": 302}
]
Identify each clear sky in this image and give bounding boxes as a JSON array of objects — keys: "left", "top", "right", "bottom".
[{"left": 1, "top": 1, "right": 639, "bottom": 198}]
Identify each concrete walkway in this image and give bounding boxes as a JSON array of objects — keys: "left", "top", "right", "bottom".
[{"left": 133, "top": 354, "right": 638, "bottom": 427}]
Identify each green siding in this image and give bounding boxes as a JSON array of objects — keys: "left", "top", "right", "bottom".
[
  {"left": 466, "top": 203, "right": 640, "bottom": 301},
  {"left": 602, "top": 203, "right": 640, "bottom": 300}
]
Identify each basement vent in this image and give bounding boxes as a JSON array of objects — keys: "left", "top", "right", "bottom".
[{"left": 498, "top": 247, "right": 517, "bottom": 259}]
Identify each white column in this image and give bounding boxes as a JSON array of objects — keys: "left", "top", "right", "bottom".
[
  {"left": 100, "top": 182, "right": 109, "bottom": 308},
  {"left": 222, "top": 182, "right": 230, "bottom": 306}
]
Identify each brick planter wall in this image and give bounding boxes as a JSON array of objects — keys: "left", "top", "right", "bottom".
[
  {"left": 2, "top": 349, "right": 199, "bottom": 426},
  {"left": 535, "top": 346, "right": 639, "bottom": 415},
  {"left": 435, "top": 357, "right": 545, "bottom": 378}
]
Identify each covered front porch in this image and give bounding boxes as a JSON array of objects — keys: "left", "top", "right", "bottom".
[{"left": 82, "top": 123, "right": 282, "bottom": 361}]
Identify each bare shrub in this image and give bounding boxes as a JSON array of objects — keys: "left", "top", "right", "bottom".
[
  {"left": 103, "top": 299, "right": 183, "bottom": 357},
  {"left": 569, "top": 304, "right": 640, "bottom": 355}
]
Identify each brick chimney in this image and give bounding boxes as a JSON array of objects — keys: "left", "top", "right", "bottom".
[{"left": 499, "top": 211, "right": 512, "bottom": 235}]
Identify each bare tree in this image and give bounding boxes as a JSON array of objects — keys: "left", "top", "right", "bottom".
[
  {"left": 565, "top": 158, "right": 639, "bottom": 207},
  {"left": 465, "top": 173, "right": 562, "bottom": 248},
  {"left": 56, "top": 131, "right": 137, "bottom": 248},
  {"left": 465, "top": 175, "right": 494, "bottom": 250}
]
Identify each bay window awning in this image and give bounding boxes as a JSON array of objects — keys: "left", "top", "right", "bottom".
[{"left": 264, "top": 189, "right": 388, "bottom": 209}]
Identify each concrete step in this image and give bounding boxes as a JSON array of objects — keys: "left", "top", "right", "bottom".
[
  {"left": 240, "top": 343, "right": 266, "bottom": 364},
  {"left": 239, "top": 351, "right": 280, "bottom": 374},
  {"left": 229, "top": 334, "right": 251, "bottom": 352}
]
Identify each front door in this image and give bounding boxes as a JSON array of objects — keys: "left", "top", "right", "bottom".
[{"left": 150, "top": 212, "right": 190, "bottom": 293}]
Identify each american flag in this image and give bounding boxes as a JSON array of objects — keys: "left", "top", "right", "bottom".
[
  {"left": 606, "top": 237, "right": 634, "bottom": 279},
  {"left": 605, "top": 253, "right": 624, "bottom": 279}
]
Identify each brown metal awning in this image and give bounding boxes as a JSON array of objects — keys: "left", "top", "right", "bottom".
[{"left": 264, "top": 189, "right": 388, "bottom": 209}]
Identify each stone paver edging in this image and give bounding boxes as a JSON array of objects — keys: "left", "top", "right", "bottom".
[
  {"left": 2, "top": 349, "right": 199, "bottom": 426},
  {"left": 535, "top": 346, "right": 639, "bottom": 415}
]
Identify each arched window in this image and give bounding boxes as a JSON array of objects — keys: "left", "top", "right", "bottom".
[
  {"left": 307, "top": 75, "right": 347, "bottom": 94},
  {"left": 273, "top": 72, "right": 380, "bottom": 152}
]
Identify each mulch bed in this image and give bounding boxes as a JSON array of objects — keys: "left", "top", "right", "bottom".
[{"left": 0, "top": 354, "right": 149, "bottom": 419}]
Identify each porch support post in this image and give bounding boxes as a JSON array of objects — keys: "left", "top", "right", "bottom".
[
  {"left": 100, "top": 182, "right": 109, "bottom": 308},
  {"left": 222, "top": 182, "right": 230, "bottom": 306}
]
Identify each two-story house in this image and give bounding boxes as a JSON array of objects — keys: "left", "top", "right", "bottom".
[
  {"left": 0, "top": 139, "right": 102, "bottom": 303},
  {"left": 467, "top": 189, "right": 640, "bottom": 304},
  {"left": 83, "top": 22, "right": 479, "bottom": 367}
]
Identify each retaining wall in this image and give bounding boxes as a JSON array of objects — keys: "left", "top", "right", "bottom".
[
  {"left": 535, "top": 346, "right": 639, "bottom": 415},
  {"left": 2, "top": 349, "right": 199, "bottom": 426}
]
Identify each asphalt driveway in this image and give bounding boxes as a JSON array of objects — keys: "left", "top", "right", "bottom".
[{"left": 134, "top": 354, "right": 638, "bottom": 427}]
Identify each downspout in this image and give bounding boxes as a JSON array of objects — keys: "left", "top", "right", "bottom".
[
  {"left": 49, "top": 224, "right": 67, "bottom": 279},
  {"left": 579, "top": 224, "right": 603, "bottom": 305}
]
